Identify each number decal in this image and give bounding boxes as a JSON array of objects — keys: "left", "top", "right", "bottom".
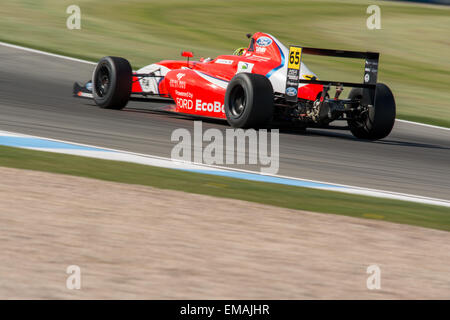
[{"left": 288, "top": 47, "right": 302, "bottom": 70}]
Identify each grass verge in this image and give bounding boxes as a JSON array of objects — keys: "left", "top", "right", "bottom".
[{"left": 0, "top": 145, "right": 448, "bottom": 231}]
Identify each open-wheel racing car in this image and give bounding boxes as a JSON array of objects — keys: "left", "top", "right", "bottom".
[{"left": 74, "top": 32, "right": 396, "bottom": 140}]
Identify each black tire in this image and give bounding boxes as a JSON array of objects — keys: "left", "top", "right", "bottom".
[
  {"left": 224, "top": 73, "right": 274, "bottom": 128},
  {"left": 347, "top": 83, "right": 396, "bottom": 140},
  {"left": 92, "top": 56, "right": 132, "bottom": 109}
]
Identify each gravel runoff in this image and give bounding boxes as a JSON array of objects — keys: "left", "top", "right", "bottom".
[{"left": 0, "top": 166, "right": 448, "bottom": 299}]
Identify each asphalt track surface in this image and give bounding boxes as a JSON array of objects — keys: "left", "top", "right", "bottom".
[{"left": 0, "top": 44, "right": 449, "bottom": 200}]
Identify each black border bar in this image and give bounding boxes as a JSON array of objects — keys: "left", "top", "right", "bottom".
[{"left": 0, "top": 300, "right": 444, "bottom": 318}]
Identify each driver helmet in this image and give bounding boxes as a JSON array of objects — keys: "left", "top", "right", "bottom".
[{"left": 233, "top": 47, "right": 247, "bottom": 56}]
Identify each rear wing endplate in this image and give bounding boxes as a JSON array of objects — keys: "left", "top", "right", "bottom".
[{"left": 285, "top": 46, "right": 379, "bottom": 103}]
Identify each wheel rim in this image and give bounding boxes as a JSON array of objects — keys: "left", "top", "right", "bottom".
[
  {"left": 95, "top": 65, "right": 111, "bottom": 98},
  {"left": 229, "top": 86, "right": 246, "bottom": 118}
]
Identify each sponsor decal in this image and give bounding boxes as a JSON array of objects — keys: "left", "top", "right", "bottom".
[
  {"left": 141, "top": 78, "right": 151, "bottom": 92},
  {"left": 255, "top": 46, "right": 266, "bottom": 54},
  {"left": 285, "top": 46, "right": 302, "bottom": 102},
  {"left": 176, "top": 97, "right": 194, "bottom": 109},
  {"left": 286, "top": 87, "right": 297, "bottom": 97},
  {"left": 215, "top": 59, "right": 234, "bottom": 65},
  {"left": 364, "top": 73, "right": 370, "bottom": 83},
  {"left": 140, "top": 77, "right": 162, "bottom": 93},
  {"left": 170, "top": 79, "right": 187, "bottom": 89},
  {"left": 175, "top": 90, "right": 193, "bottom": 99},
  {"left": 256, "top": 36, "right": 272, "bottom": 47},
  {"left": 195, "top": 99, "right": 225, "bottom": 113},
  {"left": 176, "top": 73, "right": 185, "bottom": 80},
  {"left": 140, "top": 73, "right": 167, "bottom": 93},
  {"left": 236, "top": 61, "right": 254, "bottom": 74},
  {"left": 287, "top": 69, "right": 299, "bottom": 80}
]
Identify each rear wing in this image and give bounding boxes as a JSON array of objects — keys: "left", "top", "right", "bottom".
[{"left": 285, "top": 46, "right": 379, "bottom": 104}]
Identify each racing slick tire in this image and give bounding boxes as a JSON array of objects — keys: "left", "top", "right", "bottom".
[
  {"left": 347, "top": 83, "right": 396, "bottom": 140},
  {"left": 92, "top": 56, "right": 132, "bottom": 110},
  {"left": 224, "top": 73, "right": 274, "bottom": 129}
]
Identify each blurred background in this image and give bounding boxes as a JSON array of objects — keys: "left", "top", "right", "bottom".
[{"left": 1, "top": 0, "right": 449, "bottom": 126}]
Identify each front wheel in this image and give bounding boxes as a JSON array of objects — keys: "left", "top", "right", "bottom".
[
  {"left": 224, "top": 73, "right": 274, "bottom": 129},
  {"left": 92, "top": 56, "right": 132, "bottom": 110},
  {"left": 347, "top": 83, "right": 396, "bottom": 140}
]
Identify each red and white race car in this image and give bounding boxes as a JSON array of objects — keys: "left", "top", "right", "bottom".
[{"left": 74, "top": 32, "right": 395, "bottom": 140}]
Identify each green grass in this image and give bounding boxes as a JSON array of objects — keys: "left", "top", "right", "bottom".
[
  {"left": 0, "top": 145, "right": 448, "bottom": 231},
  {"left": 0, "top": 0, "right": 449, "bottom": 127}
]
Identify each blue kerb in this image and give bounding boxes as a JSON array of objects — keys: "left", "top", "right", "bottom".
[
  {"left": 0, "top": 136, "right": 110, "bottom": 152},
  {"left": 0, "top": 135, "right": 344, "bottom": 190}
]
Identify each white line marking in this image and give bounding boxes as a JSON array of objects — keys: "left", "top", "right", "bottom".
[
  {"left": 0, "top": 41, "right": 96, "bottom": 65},
  {"left": 396, "top": 119, "right": 450, "bottom": 131}
]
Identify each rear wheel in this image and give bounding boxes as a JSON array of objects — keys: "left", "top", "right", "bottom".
[
  {"left": 224, "top": 73, "right": 274, "bottom": 128},
  {"left": 92, "top": 56, "right": 132, "bottom": 110},
  {"left": 347, "top": 83, "right": 396, "bottom": 140}
]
